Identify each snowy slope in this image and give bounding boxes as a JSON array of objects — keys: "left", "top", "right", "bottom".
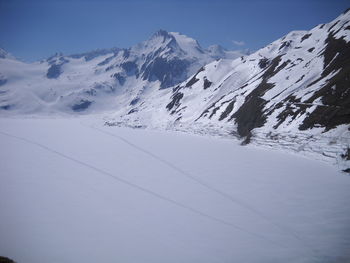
[
  {"left": 105, "top": 10, "right": 350, "bottom": 171},
  {"left": 1, "top": 117, "right": 349, "bottom": 263},
  {"left": 0, "top": 31, "right": 244, "bottom": 114}
]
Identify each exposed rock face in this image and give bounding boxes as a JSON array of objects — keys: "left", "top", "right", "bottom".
[
  {"left": 130, "top": 10, "right": 349, "bottom": 169},
  {"left": 162, "top": 11, "right": 350, "bottom": 138},
  {"left": 0, "top": 256, "right": 16, "bottom": 263}
]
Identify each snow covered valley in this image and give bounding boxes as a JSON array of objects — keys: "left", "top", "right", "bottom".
[{"left": 1, "top": 117, "right": 349, "bottom": 263}]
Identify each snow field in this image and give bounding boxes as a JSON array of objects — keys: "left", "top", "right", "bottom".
[{"left": 0, "top": 117, "right": 349, "bottom": 263}]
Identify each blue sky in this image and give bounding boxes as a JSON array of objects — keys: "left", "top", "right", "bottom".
[{"left": 0, "top": 0, "right": 349, "bottom": 61}]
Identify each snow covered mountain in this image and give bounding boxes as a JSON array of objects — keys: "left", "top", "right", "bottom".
[
  {"left": 0, "top": 11, "right": 349, "bottom": 171},
  {"left": 155, "top": 11, "right": 350, "bottom": 136},
  {"left": 0, "top": 30, "right": 244, "bottom": 113},
  {"left": 104, "top": 10, "right": 350, "bottom": 171}
]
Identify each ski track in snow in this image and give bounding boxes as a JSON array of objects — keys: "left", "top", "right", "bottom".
[
  {"left": 1, "top": 118, "right": 349, "bottom": 263},
  {"left": 83, "top": 122, "right": 321, "bottom": 257},
  {"left": 0, "top": 128, "right": 289, "bottom": 250}
]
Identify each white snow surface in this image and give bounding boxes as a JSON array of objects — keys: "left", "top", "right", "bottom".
[{"left": 0, "top": 116, "right": 350, "bottom": 263}]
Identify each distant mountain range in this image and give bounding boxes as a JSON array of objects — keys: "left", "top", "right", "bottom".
[
  {"left": 0, "top": 29, "right": 245, "bottom": 113},
  {"left": 0, "top": 10, "right": 349, "bottom": 171}
]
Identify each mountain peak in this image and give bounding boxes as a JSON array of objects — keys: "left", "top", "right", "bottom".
[
  {"left": 343, "top": 7, "right": 350, "bottom": 15},
  {"left": 0, "top": 48, "right": 14, "bottom": 60},
  {"left": 207, "top": 44, "right": 226, "bottom": 53},
  {"left": 148, "top": 30, "right": 176, "bottom": 45},
  {"left": 167, "top": 31, "right": 205, "bottom": 56},
  {"left": 153, "top": 29, "right": 172, "bottom": 38},
  {"left": 0, "top": 48, "right": 8, "bottom": 59}
]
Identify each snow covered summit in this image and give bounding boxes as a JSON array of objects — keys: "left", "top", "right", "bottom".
[{"left": 0, "top": 30, "right": 244, "bottom": 114}]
